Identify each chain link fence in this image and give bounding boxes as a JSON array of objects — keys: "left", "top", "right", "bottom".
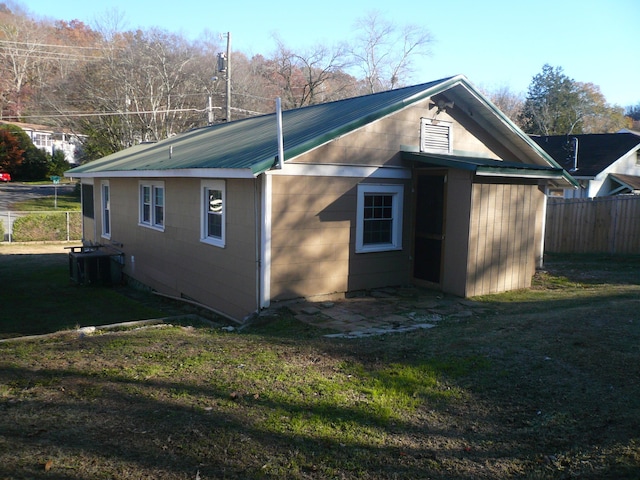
[{"left": 0, "top": 211, "right": 82, "bottom": 243}]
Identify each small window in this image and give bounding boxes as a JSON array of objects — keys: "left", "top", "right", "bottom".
[
  {"left": 101, "top": 181, "right": 110, "bottom": 239},
  {"left": 201, "top": 180, "right": 225, "bottom": 247},
  {"left": 139, "top": 181, "right": 165, "bottom": 231},
  {"left": 636, "top": 151, "right": 640, "bottom": 166},
  {"left": 356, "top": 184, "right": 403, "bottom": 253},
  {"left": 420, "top": 118, "right": 452, "bottom": 154}
]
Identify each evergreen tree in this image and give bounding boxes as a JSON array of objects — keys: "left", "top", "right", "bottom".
[{"left": 519, "top": 65, "right": 583, "bottom": 135}]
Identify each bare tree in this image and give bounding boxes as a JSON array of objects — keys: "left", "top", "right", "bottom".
[
  {"left": 486, "top": 85, "right": 524, "bottom": 126},
  {"left": 350, "top": 11, "right": 433, "bottom": 93},
  {"left": 264, "top": 36, "right": 352, "bottom": 109},
  {"left": 0, "top": 11, "right": 49, "bottom": 117}
]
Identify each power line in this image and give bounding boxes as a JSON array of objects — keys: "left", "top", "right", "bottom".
[
  {"left": 0, "top": 39, "right": 107, "bottom": 51},
  {"left": 3, "top": 105, "right": 266, "bottom": 121}
]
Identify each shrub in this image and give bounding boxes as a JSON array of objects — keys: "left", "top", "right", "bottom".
[
  {"left": 11, "top": 212, "right": 82, "bottom": 242},
  {"left": 0, "top": 219, "right": 4, "bottom": 241}
]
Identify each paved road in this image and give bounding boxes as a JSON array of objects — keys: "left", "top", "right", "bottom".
[{"left": 0, "top": 183, "right": 75, "bottom": 211}]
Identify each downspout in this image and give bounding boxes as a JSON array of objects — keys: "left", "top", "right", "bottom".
[
  {"left": 260, "top": 173, "right": 272, "bottom": 309},
  {"left": 539, "top": 190, "right": 548, "bottom": 269},
  {"left": 255, "top": 177, "right": 261, "bottom": 314}
]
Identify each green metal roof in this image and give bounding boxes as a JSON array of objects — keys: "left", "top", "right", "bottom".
[
  {"left": 66, "top": 74, "right": 577, "bottom": 188},
  {"left": 66, "top": 76, "right": 461, "bottom": 177},
  {"left": 401, "top": 152, "right": 566, "bottom": 180}
]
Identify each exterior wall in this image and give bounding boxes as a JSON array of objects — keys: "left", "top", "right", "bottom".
[
  {"left": 591, "top": 150, "right": 640, "bottom": 196},
  {"left": 269, "top": 174, "right": 411, "bottom": 300},
  {"left": 440, "top": 169, "right": 473, "bottom": 296},
  {"left": 465, "top": 180, "right": 542, "bottom": 296},
  {"left": 275, "top": 96, "right": 545, "bottom": 301},
  {"left": 86, "top": 176, "right": 259, "bottom": 321}
]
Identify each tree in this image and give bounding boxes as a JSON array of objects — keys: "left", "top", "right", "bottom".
[
  {"left": 0, "top": 124, "right": 48, "bottom": 180},
  {"left": 0, "top": 125, "right": 24, "bottom": 174},
  {"left": 577, "top": 82, "right": 629, "bottom": 133},
  {"left": 48, "top": 149, "right": 69, "bottom": 176},
  {"left": 59, "top": 27, "right": 218, "bottom": 154},
  {"left": 486, "top": 85, "right": 524, "bottom": 125},
  {"left": 263, "top": 36, "right": 352, "bottom": 109},
  {"left": 349, "top": 11, "right": 433, "bottom": 93},
  {"left": 519, "top": 65, "right": 583, "bottom": 135},
  {"left": 519, "top": 64, "right": 627, "bottom": 135},
  {"left": 626, "top": 104, "right": 640, "bottom": 121}
]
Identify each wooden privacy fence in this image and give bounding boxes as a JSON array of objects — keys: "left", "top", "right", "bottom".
[{"left": 545, "top": 196, "right": 640, "bottom": 254}]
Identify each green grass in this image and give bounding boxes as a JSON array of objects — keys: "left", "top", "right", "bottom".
[
  {"left": 0, "top": 251, "right": 164, "bottom": 338},
  {"left": 0, "top": 250, "right": 638, "bottom": 478},
  {"left": 11, "top": 192, "right": 81, "bottom": 211}
]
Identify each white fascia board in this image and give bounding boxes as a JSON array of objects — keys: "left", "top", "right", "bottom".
[
  {"left": 64, "top": 168, "right": 256, "bottom": 179},
  {"left": 475, "top": 170, "right": 565, "bottom": 180},
  {"left": 266, "top": 162, "right": 411, "bottom": 179}
]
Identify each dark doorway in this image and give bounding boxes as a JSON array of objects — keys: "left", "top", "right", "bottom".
[{"left": 413, "top": 173, "right": 446, "bottom": 283}]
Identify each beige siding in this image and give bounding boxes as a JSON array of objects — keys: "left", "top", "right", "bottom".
[
  {"left": 440, "top": 169, "right": 473, "bottom": 296},
  {"left": 295, "top": 97, "right": 508, "bottom": 167},
  {"left": 88, "top": 177, "right": 259, "bottom": 321},
  {"left": 465, "top": 181, "right": 542, "bottom": 296},
  {"left": 270, "top": 175, "right": 411, "bottom": 300}
]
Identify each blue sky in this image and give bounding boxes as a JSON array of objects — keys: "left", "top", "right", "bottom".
[{"left": 18, "top": 0, "right": 640, "bottom": 107}]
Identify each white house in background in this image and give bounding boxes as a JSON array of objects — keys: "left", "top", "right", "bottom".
[{"left": 0, "top": 120, "right": 85, "bottom": 164}]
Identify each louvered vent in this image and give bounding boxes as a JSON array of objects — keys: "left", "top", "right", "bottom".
[{"left": 420, "top": 118, "right": 451, "bottom": 153}]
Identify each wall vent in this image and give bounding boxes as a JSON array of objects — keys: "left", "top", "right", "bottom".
[{"left": 420, "top": 118, "right": 452, "bottom": 154}]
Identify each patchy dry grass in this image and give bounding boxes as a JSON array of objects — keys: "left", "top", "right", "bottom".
[{"left": 0, "top": 251, "right": 639, "bottom": 478}]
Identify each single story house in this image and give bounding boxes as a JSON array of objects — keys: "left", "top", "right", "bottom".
[
  {"left": 66, "top": 75, "right": 577, "bottom": 322},
  {"left": 531, "top": 133, "right": 640, "bottom": 198}
]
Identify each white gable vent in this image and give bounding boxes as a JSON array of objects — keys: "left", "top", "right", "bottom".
[{"left": 420, "top": 118, "right": 452, "bottom": 154}]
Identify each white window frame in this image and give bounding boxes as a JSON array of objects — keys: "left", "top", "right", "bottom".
[
  {"left": 420, "top": 118, "right": 452, "bottom": 154},
  {"left": 101, "top": 180, "right": 111, "bottom": 239},
  {"left": 200, "top": 180, "right": 226, "bottom": 248},
  {"left": 355, "top": 184, "right": 403, "bottom": 253},
  {"left": 138, "top": 181, "right": 165, "bottom": 231}
]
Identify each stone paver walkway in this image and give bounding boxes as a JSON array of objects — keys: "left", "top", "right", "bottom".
[{"left": 267, "top": 286, "right": 487, "bottom": 338}]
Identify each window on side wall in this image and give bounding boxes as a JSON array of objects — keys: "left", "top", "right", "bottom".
[
  {"left": 201, "top": 180, "right": 225, "bottom": 247},
  {"left": 101, "top": 181, "right": 110, "bottom": 239},
  {"left": 356, "top": 184, "right": 403, "bottom": 253},
  {"left": 139, "top": 181, "right": 165, "bottom": 231}
]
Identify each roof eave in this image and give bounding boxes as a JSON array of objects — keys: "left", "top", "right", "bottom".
[
  {"left": 64, "top": 167, "right": 256, "bottom": 179},
  {"left": 452, "top": 78, "right": 580, "bottom": 188}
]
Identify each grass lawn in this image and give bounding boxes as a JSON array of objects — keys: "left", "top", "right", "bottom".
[
  {"left": 0, "top": 246, "right": 173, "bottom": 338},
  {"left": 11, "top": 192, "right": 81, "bottom": 211},
  {"left": 0, "top": 249, "right": 639, "bottom": 478}
]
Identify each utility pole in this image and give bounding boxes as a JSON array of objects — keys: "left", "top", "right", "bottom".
[{"left": 218, "top": 32, "right": 231, "bottom": 122}]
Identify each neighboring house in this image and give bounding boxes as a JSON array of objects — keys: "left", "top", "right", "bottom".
[
  {"left": 0, "top": 120, "right": 85, "bottom": 164},
  {"left": 531, "top": 133, "right": 640, "bottom": 198},
  {"left": 66, "top": 75, "right": 576, "bottom": 322}
]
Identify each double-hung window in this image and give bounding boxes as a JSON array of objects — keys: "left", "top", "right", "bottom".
[
  {"left": 356, "top": 184, "right": 403, "bottom": 253},
  {"left": 101, "top": 181, "right": 111, "bottom": 239},
  {"left": 201, "top": 180, "right": 225, "bottom": 247},
  {"left": 139, "top": 181, "right": 165, "bottom": 231}
]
